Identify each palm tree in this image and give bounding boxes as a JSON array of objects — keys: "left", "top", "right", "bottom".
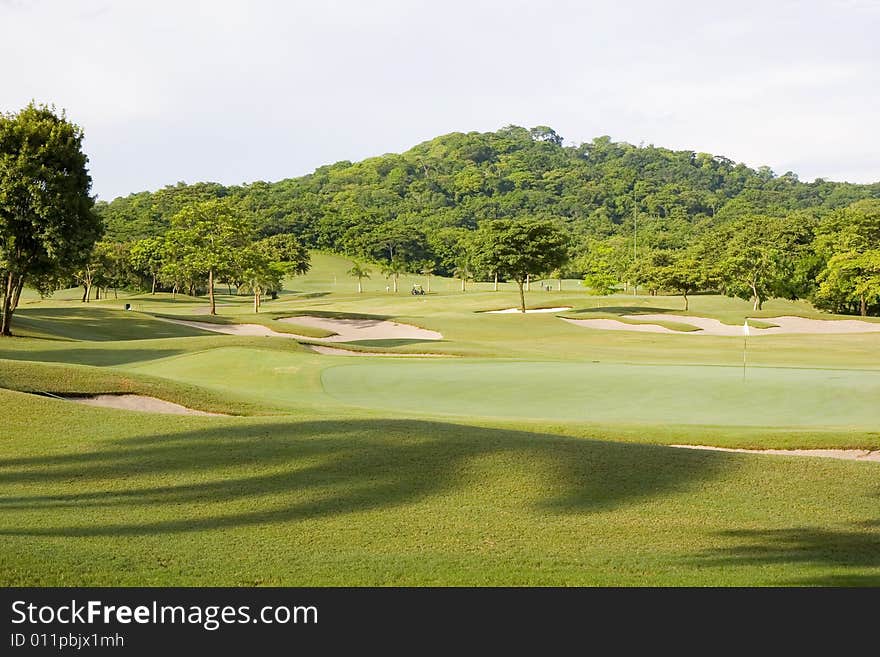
[
  {"left": 381, "top": 256, "right": 406, "bottom": 293},
  {"left": 419, "top": 261, "right": 435, "bottom": 293},
  {"left": 453, "top": 258, "right": 473, "bottom": 292},
  {"left": 348, "top": 263, "right": 371, "bottom": 293}
]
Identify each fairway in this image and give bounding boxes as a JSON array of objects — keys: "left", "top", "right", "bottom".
[
  {"left": 2, "top": 260, "right": 880, "bottom": 587},
  {"left": 320, "top": 360, "right": 880, "bottom": 427}
]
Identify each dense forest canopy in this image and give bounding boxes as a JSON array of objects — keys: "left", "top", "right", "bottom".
[{"left": 93, "top": 125, "right": 880, "bottom": 314}]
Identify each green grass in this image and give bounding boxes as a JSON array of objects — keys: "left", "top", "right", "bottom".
[
  {"left": 1, "top": 390, "right": 878, "bottom": 585},
  {"left": 2, "top": 252, "right": 880, "bottom": 586}
]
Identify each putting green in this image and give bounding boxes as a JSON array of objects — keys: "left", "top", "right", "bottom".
[{"left": 321, "top": 360, "right": 880, "bottom": 427}]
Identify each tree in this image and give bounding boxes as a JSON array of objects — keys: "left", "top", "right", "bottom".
[
  {"left": 0, "top": 103, "right": 101, "bottom": 335},
  {"left": 381, "top": 256, "right": 406, "bottom": 293},
  {"left": 579, "top": 241, "right": 619, "bottom": 296},
  {"left": 164, "top": 199, "right": 252, "bottom": 315},
  {"left": 418, "top": 260, "right": 435, "bottom": 293},
  {"left": 656, "top": 253, "right": 709, "bottom": 311},
  {"left": 707, "top": 215, "right": 812, "bottom": 310},
  {"left": 452, "top": 257, "right": 473, "bottom": 292},
  {"left": 255, "top": 233, "right": 311, "bottom": 276},
  {"left": 254, "top": 233, "right": 311, "bottom": 298},
  {"left": 236, "top": 247, "right": 284, "bottom": 312},
  {"left": 470, "top": 225, "right": 504, "bottom": 292},
  {"left": 129, "top": 237, "right": 166, "bottom": 294},
  {"left": 472, "top": 219, "right": 570, "bottom": 312},
  {"left": 815, "top": 251, "right": 880, "bottom": 316},
  {"left": 813, "top": 200, "right": 880, "bottom": 316},
  {"left": 348, "top": 263, "right": 371, "bottom": 293}
]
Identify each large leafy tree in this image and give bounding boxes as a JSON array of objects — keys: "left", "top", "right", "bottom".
[
  {"left": 0, "top": 103, "right": 101, "bottom": 335},
  {"left": 164, "top": 199, "right": 252, "bottom": 314},
  {"left": 707, "top": 215, "right": 813, "bottom": 310},
  {"left": 814, "top": 200, "right": 880, "bottom": 316},
  {"left": 472, "top": 218, "right": 569, "bottom": 312},
  {"left": 656, "top": 252, "right": 711, "bottom": 311}
]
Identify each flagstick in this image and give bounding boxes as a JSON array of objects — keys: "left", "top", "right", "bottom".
[{"left": 742, "top": 334, "right": 747, "bottom": 382}]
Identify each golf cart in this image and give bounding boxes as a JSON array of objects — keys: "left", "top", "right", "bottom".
[{"left": 411, "top": 284, "right": 426, "bottom": 296}]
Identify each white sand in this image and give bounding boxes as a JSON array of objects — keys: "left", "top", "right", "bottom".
[
  {"left": 278, "top": 316, "right": 442, "bottom": 341},
  {"left": 485, "top": 307, "right": 572, "bottom": 314},
  {"left": 69, "top": 394, "right": 225, "bottom": 415},
  {"left": 670, "top": 444, "right": 880, "bottom": 462},
  {"left": 303, "top": 344, "right": 450, "bottom": 357},
  {"left": 563, "top": 314, "right": 880, "bottom": 336},
  {"left": 155, "top": 317, "right": 302, "bottom": 339},
  {"left": 562, "top": 317, "right": 680, "bottom": 333}
]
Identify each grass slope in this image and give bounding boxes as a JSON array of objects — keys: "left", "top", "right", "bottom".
[
  {"left": 1, "top": 391, "right": 879, "bottom": 586},
  {"left": 2, "top": 253, "right": 880, "bottom": 585}
]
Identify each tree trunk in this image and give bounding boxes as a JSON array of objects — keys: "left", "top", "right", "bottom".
[
  {"left": 253, "top": 288, "right": 261, "bottom": 313},
  {"left": 493, "top": 272, "right": 498, "bottom": 292},
  {"left": 393, "top": 273, "right": 398, "bottom": 293},
  {"left": 81, "top": 285, "right": 88, "bottom": 303},
  {"left": 526, "top": 273, "right": 530, "bottom": 292},
  {"left": 151, "top": 274, "right": 157, "bottom": 294},
  {"left": 208, "top": 268, "right": 216, "bottom": 315},
  {"left": 517, "top": 280, "right": 526, "bottom": 313},
  {"left": 1, "top": 270, "right": 16, "bottom": 336},
  {"left": 426, "top": 276, "right": 431, "bottom": 293},
  {"left": 357, "top": 279, "right": 362, "bottom": 294},
  {"left": 860, "top": 294, "right": 867, "bottom": 317},
  {"left": 750, "top": 280, "right": 760, "bottom": 311},
  {"left": 114, "top": 287, "right": 118, "bottom": 300},
  {"left": 683, "top": 292, "right": 688, "bottom": 311},
  {"left": 11, "top": 276, "right": 24, "bottom": 311},
  {"left": 95, "top": 287, "right": 100, "bottom": 300},
  {"left": 557, "top": 279, "right": 561, "bottom": 292}
]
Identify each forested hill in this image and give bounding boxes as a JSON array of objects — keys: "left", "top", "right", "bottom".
[{"left": 97, "top": 125, "right": 880, "bottom": 271}]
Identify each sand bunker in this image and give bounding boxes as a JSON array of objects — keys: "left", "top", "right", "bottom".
[
  {"left": 564, "top": 314, "right": 880, "bottom": 336},
  {"left": 303, "top": 344, "right": 449, "bottom": 357},
  {"left": 69, "top": 394, "right": 225, "bottom": 415},
  {"left": 155, "top": 317, "right": 301, "bottom": 339},
  {"left": 671, "top": 444, "right": 880, "bottom": 462},
  {"left": 485, "top": 307, "right": 572, "bottom": 314},
  {"left": 277, "top": 316, "right": 442, "bottom": 341}
]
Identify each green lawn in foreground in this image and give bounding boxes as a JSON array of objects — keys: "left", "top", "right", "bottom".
[
  {"left": 2, "top": 253, "right": 880, "bottom": 585},
  {"left": 1, "top": 388, "right": 878, "bottom": 586}
]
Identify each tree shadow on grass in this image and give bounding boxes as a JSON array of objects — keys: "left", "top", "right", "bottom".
[
  {"left": 0, "top": 419, "right": 730, "bottom": 537},
  {"left": 692, "top": 521, "right": 880, "bottom": 586},
  {"left": 12, "top": 307, "right": 212, "bottom": 342},
  {"left": 0, "top": 347, "right": 190, "bottom": 367},
  {"left": 343, "top": 338, "right": 446, "bottom": 348}
]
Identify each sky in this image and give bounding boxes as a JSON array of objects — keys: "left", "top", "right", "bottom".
[{"left": 1, "top": 0, "right": 878, "bottom": 201}]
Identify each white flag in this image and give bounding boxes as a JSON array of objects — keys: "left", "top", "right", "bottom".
[{"left": 743, "top": 320, "right": 750, "bottom": 337}]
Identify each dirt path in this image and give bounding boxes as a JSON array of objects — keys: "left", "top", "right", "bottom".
[{"left": 670, "top": 444, "right": 880, "bottom": 462}]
